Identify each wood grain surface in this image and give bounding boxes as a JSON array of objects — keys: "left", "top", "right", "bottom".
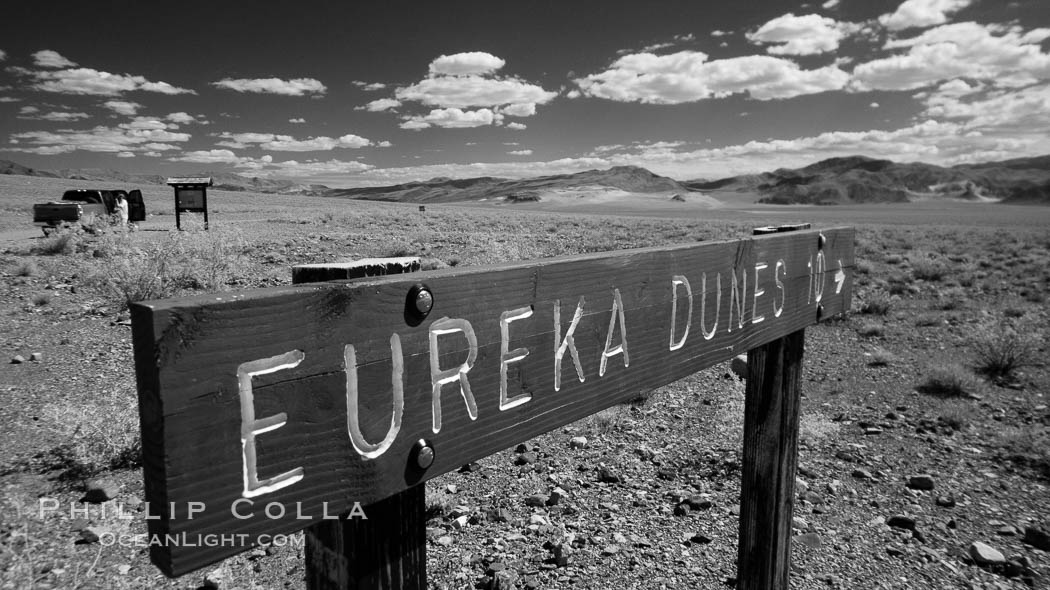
[{"left": 131, "top": 226, "right": 854, "bottom": 576}]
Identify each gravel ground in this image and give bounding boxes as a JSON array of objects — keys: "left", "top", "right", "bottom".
[{"left": 0, "top": 198, "right": 1047, "bottom": 590}]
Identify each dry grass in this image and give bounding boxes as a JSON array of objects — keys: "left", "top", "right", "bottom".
[
  {"left": 38, "top": 386, "right": 141, "bottom": 478},
  {"left": 917, "top": 364, "right": 982, "bottom": 398},
  {"left": 84, "top": 223, "right": 245, "bottom": 308},
  {"left": 971, "top": 321, "right": 1041, "bottom": 381}
]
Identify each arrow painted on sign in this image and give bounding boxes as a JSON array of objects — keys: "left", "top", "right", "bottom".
[{"left": 834, "top": 260, "right": 846, "bottom": 294}]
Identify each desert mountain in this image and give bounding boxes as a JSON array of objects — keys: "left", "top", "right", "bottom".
[
  {"left": 0, "top": 159, "right": 328, "bottom": 196},
  {"left": 684, "top": 155, "right": 1050, "bottom": 205},
  {"left": 326, "top": 165, "right": 689, "bottom": 203},
  {"left": 0, "top": 159, "right": 60, "bottom": 178}
]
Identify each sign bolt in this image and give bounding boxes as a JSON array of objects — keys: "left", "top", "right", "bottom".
[
  {"left": 413, "top": 439, "right": 435, "bottom": 469},
  {"left": 415, "top": 288, "right": 434, "bottom": 315},
  {"left": 818, "top": 233, "right": 827, "bottom": 249},
  {"left": 816, "top": 304, "right": 825, "bottom": 321},
  {"left": 405, "top": 283, "right": 434, "bottom": 325}
]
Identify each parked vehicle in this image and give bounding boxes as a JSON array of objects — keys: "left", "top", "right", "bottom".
[{"left": 32, "top": 189, "right": 146, "bottom": 235}]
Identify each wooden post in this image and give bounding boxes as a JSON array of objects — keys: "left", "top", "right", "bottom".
[
  {"left": 294, "top": 258, "right": 426, "bottom": 590},
  {"left": 737, "top": 225, "right": 808, "bottom": 590}
]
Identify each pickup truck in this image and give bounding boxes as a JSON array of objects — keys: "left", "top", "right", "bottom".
[{"left": 33, "top": 189, "right": 146, "bottom": 235}]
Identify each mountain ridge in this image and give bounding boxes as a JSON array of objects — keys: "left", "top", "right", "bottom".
[
  {"left": 0, "top": 160, "right": 330, "bottom": 196},
  {"left": 3, "top": 154, "right": 1050, "bottom": 204}
]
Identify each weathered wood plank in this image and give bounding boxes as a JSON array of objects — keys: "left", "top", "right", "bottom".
[
  {"left": 131, "top": 226, "right": 853, "bottom": 576},
  {"left": 737, "top": 329, "right": 805, "bottom": 590}
]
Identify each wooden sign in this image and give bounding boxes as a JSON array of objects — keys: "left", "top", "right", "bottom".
[{"left": 131, "top": 226, "right": 854, "bottom": 576}]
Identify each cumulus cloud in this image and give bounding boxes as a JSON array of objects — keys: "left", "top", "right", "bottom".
[
  {"left": 400, "top": 108, "right": 500, "bottom": 130},
  {"left": 851, "top": 22, "right": 1050, "bottom": 91},
  {"left": 215, "top": 131, "right": 372, "bottom": 151},
  {"left": 358, "top": 98, "right": 401, "bottom": 112},
  {"left": 0, "top": 49, "right": 7, "bottom": 61},
  {"left": 822, "top": 0, "right": 840, "bottom": 8},
  {"left": 9, "top": 120, "right": 191, "bottom": 155},
  {"left": 506, "top": 122, "right": 527, "bottom": 130},
  {"left": 353, "top": 81, "right": 387, "bottom": 91},
  {"left": 27, "top": 111, "right": 91, "bottom": 122},
  {"left": 879, "top": 0, "right": 972, "bottom": 31},
  {"left": 507, "top": 149, "right": 533, "bottom": 155},
  {"left": 747, "top": 13, "right": 859, "bottom": 55},
  {"left": 103, "top": 100, "right": 142, "bottom": 115},
  {"left": 429, "top": 52, "right": 506, "bottom": 76},
  {"left": 499, "top": 103, "right": 536, "bottom": 117},
  {"left": 32, "top": 50, "right": 77, "bottom": 68},
  {"left": 289, "top": 117, "right": 306, "bottom": 123},
  {"left": 576, "top": 51, "right": 850, "bottom": 103},
  {"left": 376, "top": 52, "right": 556, "bottom": 130},
  {"left": 922, "top": 82, "right": 1050, "bottom": 132},
  {"left": 166, "top": 112, "right": 203, "bottom": 125},
  {"left": 397, "top": 75, "right": 557, "bottom": 109},
  {"left": 170, "top": 149, "right": 242, "bottom": 163},
  {"left": 14, "top": 66, "right": 195, "bottom": 96},
  {"left": 212, "top": 77, "right": 326, "bottom": 96}
]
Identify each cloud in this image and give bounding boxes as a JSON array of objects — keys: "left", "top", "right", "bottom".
[
  {"left": 429, "top": 52, "right": 506, "bottom": 76},
  {"left": 870, "top": 102, "right": 880, "bottom": 108},
  {"left": 171, "top": 149, "right": 242, "bottom": 163},
  {"left": 358, "top": 98, "right": 401, "bottom": 112},
  {"left": 396, "top": 75, "right": 557, "bottom": 109},
  {"left": 507, "top": 149, "right": 533, "bottom": 155},
  {"left": 103, "top": 100, "right": 142, "bottom": 115},
  {"left": 576, "top": 51, "right": 850, "bottom": 103},
  {"left": 14, "top": 66, "right": 195, "bottom": 96},
  {"left": 851, "top": 22, "right": 1050, "bottom": 91},
  {"left": 922, "top": 82, "right": 1050, "bottom": 132},
  {"left": 166, "top": 112, "right": 205, "bottom": 125},
  {"left": 400, "top": 108, "right": 500, "bottom": 130},
  {"left": 506, "top": 122, "right": 527, "bottom": 130},
  {"left": 354, "top": 81, "right": 387, "bottom": 90},
  {"left": 22, "top": 110, "right": 91, "bottom": 122},
  {"left": 381, "top": 53, "right": 556, "bottom": 130},
  {"left": 289, "top": 117, "right": 306, "bottom": 123},
  {"left": 214, "top": 131, "right": 372, "bottom": 151},
  {"left": 878, "top": 0, "right": 972, "bottom": 31},
  {"left": 32, "top": 50, "right": 77, "bottom": 68},
  {"left": 499, "top": 103, "right": 536, "bottom": 117},
  {"left": 747, "top": 13, "right": 859, "bottom": 56},
  {"left": 822, "top": 0, "right": 840, "bottom": 8},
  {"left": 116, "top": 151, "right": 135, "bottom": 158},
  {"left": 9, "top": 121, "right": 191, "bottom": 155},
  {"left": 711, "top": 30, "right": 730, "bottom": 37},
  {"left": 212, "top": 77, "right": 327, "bottom": 96},
  {"left": 0, "top": 49, "right": 6, "bottom": 61},
  {"left": 0, "top": 97, "right": 20, "bottom": 103}
]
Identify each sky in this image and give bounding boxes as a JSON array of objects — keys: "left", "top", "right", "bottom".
[{"left": 1, "top": 0, "right": 1049, "bottom": 187}]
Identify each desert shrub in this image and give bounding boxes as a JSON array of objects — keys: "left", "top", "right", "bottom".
[
  {"left": 39, "top": 386, "right": 141, "bottom": 476},
  {"left": 15, "top": 261, "right": 39, "bottom": 277},
  {"left": 937, "top": 402, "right": 977, "bottom": 431},
  {"left": 867, "top": 347, "right": 897, "bottom": 366},
  {"left": 885, "top": 254, "right": 904, "bottom": 265},
  {"left": 858, "top": 291, "right": 892, "bottom": 315},
  {"left": 915, "top": 313, "right": 941, "bottom": 327},
  {"left": 857, "top": 321, "right": 885, "bottom": 338},
  {"left": 972, "top": 322, "right": 1041, "bottom": 380},
  {"left": 995, "top": 427, "right": 1050, "bottom": 479},
  {"left": 86, "top": 225, "right": 245, "bottom": 308},
  {"left": 30, "top": 292, "right": 50, "bottom": 306},
  {"left": 584, "top": 406, "right": 626, "bottom": 434},
  {"left": 911, "top": 256, "right": 948, "bottom": 282},
  {"left": 34, "top": 228, "right": 80, "bottom": 256},
  {"left": 917, "top": 364, "right": 981, "bottom": 398},
  {"left": 855, "top": 260, "right": 874, "bottom": 275}
]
